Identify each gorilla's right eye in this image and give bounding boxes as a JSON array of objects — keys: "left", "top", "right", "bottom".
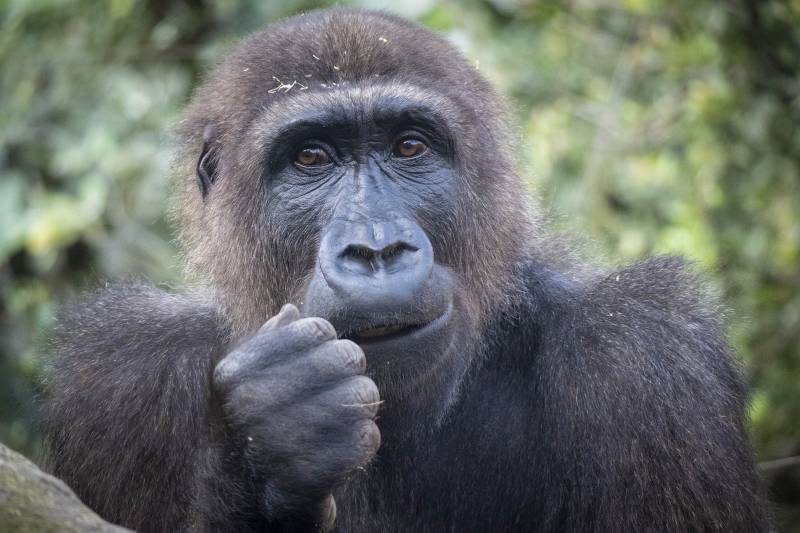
[
  {"left": 393, "top": 137, "right": 427, "bottom": 158},
  {"left": 294, "top": 146, "right": 331, "bottom": 167}
]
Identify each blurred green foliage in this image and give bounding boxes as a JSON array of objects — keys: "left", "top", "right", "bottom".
[{"left": 1, "top": 0, "right": 798, "bottom": 528}]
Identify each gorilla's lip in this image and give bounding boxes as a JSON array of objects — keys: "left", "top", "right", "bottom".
[
  {"left": 340, "top": 301, "right": 453, "bottom": 346},
  {"left": 345, "top": 321, "right": 426, "bottom": 343}
]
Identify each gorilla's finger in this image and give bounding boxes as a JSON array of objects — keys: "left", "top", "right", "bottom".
[
  {"left": 214, "top": 317, "right": 338, "bottom": 391},
  {"left": 296, "top": 339, "right": 367, "bottom": 377},
  {"left": 317, "top": 375, "right": 382, "bottom": 419},
  {"left": 226, "top": 341, "right": 368, "bottom": 409}
]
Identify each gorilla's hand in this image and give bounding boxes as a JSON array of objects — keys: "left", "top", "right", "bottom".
[{"left": 213, "top": 304, "right": 381, "bottom": 529}]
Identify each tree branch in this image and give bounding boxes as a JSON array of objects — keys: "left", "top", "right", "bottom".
[{"left": 0, "top": 443, "right": 132, "bottom": 532}]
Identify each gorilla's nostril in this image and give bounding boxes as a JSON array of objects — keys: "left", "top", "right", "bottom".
[
  {"left": 340, "top": 244, "right": 376, "bottom": 261},
  {"left": 380, "top": 242, "right": 418, "bottom": 261},
  {"left": 339, "top": 242, "right": 418, "bottom": 267}
]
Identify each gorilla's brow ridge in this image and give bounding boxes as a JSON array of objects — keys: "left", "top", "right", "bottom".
[{"left": 250, "top": 84, "right": 463, "bottom": 157}]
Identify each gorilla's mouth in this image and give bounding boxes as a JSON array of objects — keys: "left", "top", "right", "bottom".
[
  {"left": 345, "top": 322, "right": 428, "bottom": 342},
  {"left": 339, "top": 301, "right": 453, "bottom": 346}
]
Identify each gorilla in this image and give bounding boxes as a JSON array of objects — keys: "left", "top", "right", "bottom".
[{"left": 43, "top": 8, "right": 770, "bottom": 533}]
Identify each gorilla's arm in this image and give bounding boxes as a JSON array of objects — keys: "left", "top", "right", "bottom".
[
  {"left": 43, "top": 286, "right": 227, "bottom": 531},
  {"left": 44, "top": 288, "right": 379, "bottom": 533},
  {"left": 526, "top": 256, "right": 770, "bottom": 531}
]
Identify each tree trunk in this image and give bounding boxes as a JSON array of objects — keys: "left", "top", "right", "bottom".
[{"left": 0, "top": 442, "right": 132, "bottom": 532}]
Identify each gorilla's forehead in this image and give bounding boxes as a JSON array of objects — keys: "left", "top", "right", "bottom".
[{"left": 246, "top": 83, "right": 470, "bottom": 153}]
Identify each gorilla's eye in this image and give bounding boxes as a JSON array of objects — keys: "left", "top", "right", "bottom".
[
  {"left": 393, "top": 138, "right": 427, "bottom": 158},
  {"left": 295, "top": 146, "right": 330, "bottom": 167}
]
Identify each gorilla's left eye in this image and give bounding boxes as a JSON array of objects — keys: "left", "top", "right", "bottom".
[{"left": 393, "top": 138, "right": 427, "bottom": 158}]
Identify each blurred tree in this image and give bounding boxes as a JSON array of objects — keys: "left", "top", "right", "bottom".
[{"left": 0, "top": 0, "right": 797, "bottom": 528}]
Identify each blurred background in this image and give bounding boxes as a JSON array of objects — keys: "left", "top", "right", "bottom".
[{"left": 0, "top": 0, "right": 798, "bottom": 528}]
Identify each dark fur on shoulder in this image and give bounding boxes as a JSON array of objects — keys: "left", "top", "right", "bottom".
[{"left": 42, "top": 8, "right": 770, "bottom": 533}]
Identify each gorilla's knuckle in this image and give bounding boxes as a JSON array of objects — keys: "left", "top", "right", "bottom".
[
  {"left": 212, "top": 359, "right": 239, "bottom": 390},
  {"left": 348, "top": 376, "right": 380, "bottom": 407},
  {"left": 334, "top": 340, "right": 366, "bottom": 372},
  {"left": 355, "top": 419, "right": 381, "bottom": 457},
  {"left": 297, "top": 317, "right": 337, "bottom": 341}
]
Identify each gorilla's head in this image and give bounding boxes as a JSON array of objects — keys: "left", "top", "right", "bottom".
[{"left": 175, "top": 9, "right": 533, "bottom": 401}]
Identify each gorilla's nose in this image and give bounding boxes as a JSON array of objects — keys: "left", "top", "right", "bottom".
[
  {"left": 302, "top": 217, "right": 452, "bottom": 332},
  {"left": 317, "top": 219, "right": 434, "bottom": 313}
]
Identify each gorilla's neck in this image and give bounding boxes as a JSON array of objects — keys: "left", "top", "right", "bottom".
[{"left": 371, "top": 324, "right": 485, "bottom": 443}]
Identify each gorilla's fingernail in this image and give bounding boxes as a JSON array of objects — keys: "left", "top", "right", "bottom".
[{"left": 321, "top": 495, "right": 336, "bottom": 531}]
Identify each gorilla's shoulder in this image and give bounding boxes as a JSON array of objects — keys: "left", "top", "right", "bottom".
[
  {"left": 569, "top": 256, "right": 742, "bottom": 393},
  {"left": 52, "top": 284, "right": 229, "bottom": 367},
  {"left": 580, "top": 255, "right": 722, "bottom": 329}
]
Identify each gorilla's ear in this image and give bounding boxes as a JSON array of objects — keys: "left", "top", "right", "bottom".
[{"left": 196, "top": 124, "right": 218, "bottom": 198}]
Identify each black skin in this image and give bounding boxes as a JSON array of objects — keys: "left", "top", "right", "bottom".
[{"left": 43, "top": 8, "right": 771, "bottom": 533}]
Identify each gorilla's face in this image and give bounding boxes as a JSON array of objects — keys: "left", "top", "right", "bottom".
[
  {"left": 259, "top": 87, "right": 466, "bottom": 389},
  {"left": 182, "top": 13, "right": 531, "bottom": 401}
]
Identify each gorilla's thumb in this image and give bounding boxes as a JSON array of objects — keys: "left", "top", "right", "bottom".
[{"left": 258, "top": 303, "right": 301, "bottom": 333}]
